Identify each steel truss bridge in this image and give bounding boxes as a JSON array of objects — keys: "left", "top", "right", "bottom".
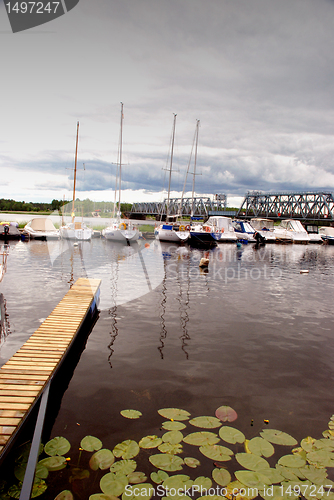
[
  {"left": 131, "top": 195, "right": 227, "bottom": 218},
  {"left": 237, "top": 191, "right": 334, "bottom": 221}
]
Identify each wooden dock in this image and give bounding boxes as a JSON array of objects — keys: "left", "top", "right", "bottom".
[{"left": 0, "top": 277, "right": 101, "bottom": 462}]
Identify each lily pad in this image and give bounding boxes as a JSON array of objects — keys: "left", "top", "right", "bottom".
[
  {"left": 215, "top": 406, "right": 238, "bottom": 422},
  {"left": 69, "top": 468, "right": 90, "bottom": 482},
  {"left": 15, "top": 462, "right": 48, "bottom": 482},
  {"left": 301, "top": 437, "right": 316, "bottom": 453},
  {"left": 121, "top": 484, "right": 154, "bottom": 500},
  {"left": 110, "top": 460, "right": 137, "bottom": 475},
  {"left": 149, "top": 453, "right": 184, "bottom": 471},
  {"left": 120, "top": 409, "right": 142, "bottom": 419},
  {"left": 158, "top": 442, "right": 183, "bottom": 454},
  {"left": 55, "top": 491, "right": 74, "bottom": 500},
  {"left": 212, "top": 468, "right": 231, "bottom": 486},
  {"left": 162, "top": 431, "right": 184, "bottom": 444},
  {"left": 89, "top": 449, "right": 115, "bottom": 470},
  {"left": 193, "top": 477, "right": 212, "bottom": 489},
  {"left": 163, "top": 475, "right": 191, "bottom": 490},
  {"left": 100, "top": 472, "right": 128, "bottom": 497},
  {"left": 139, "top": 436, "right": 163, "bottom": 449},
  {"left": 219, "top": 426, "right": 245, "bottom": 445},
  {"left": 189, "top": 417, "right": 222, "bottom": 429},
  {"left": 235, "top": 470, "right": 271, "bottom": 488},
  {"left": 127, "top": 472, "right": 147, "bottom": 484},
  {"left": 235, "top": 453, "right": 270, "bottom": 471},
  {"left": 44, "top": 437, "right": 71, "bottom": 457},
  {"left": 307, "top": 449, "right": 334, "bottom": 467},
  {"left": 38, "top": 456, "right": 67, "bottom": 471},
  {"left": 184, "top": 457, "right": 201, "bottom": 468},
  {"left": 260, "top": 485, "right": 292, "bottom": 500},
  {"left": 113, "top": 440, "right": 140, "bottom": 460},
  {"left": 162, "top": 421, "right": 187, "bottom": 431},
  {"left": 89, "top": 495, "right": 119, "bottom": 500},
  {"left": 225, "top": 480, "right": 259, "bottom": 500},
  {"left": 277, "top": 454, "right": 306, "bottom": 468},
  {"left": 158, "top": 408, "right": 191, "bottom": 421},
  {"left": 8, "top": 479, "right": 48, "bottom": 498},
  {"left": 247, "top": 437, "right": 275, "bottom": 458},
  {"left": 199, "top": 444, "right": 233, "bottom": 461},
  {"left": 150, "top": 471, "right": 169, "bottom": 484},
  {"left": 275, "top": 465, "right": 299, "bottom": 481},
  {"left": 183, "top": 432, "right": 220, "bottom": 446},
  {"left": 259, "top": 429, "right": 297, "bottom": 446},
  {"left": 81, "top": 436, "right": 103, "bottom": 452},
  {"left": 299, "top": 465, "right": 328, "bottom": 484},
  {"left": 259, "top": 468, "right": 284, "bottom": 484}
]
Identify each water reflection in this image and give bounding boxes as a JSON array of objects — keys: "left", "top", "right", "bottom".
[{"left": 0, "top": 294, "right": 11, "bottom": 342}]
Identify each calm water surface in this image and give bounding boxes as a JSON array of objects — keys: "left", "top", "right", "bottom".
[{"left": 1, "top": 237, "right": 334, "bottom": 496}]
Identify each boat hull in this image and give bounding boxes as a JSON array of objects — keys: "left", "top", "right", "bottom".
[
  {"left": 155, "top": 226, "right": 189, "bottom": 242},
  {"left": 103, "top": 228, "right": 140, "bottom": 242},
  {"left": 60, "top": 226, "right": 92, "bottom": 241}
]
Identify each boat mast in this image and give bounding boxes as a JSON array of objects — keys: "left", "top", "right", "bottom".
[
  {"left": 191, "top": 119, "right": 200, "bottom": 217},
  {"left": 118, "top": 102, "right": 124, "bottom": 220},
  {"left": 72, "top": 121, "right": 79, "bottom": 224},
  {"left": 166, "top": 113, "right": 177, "bottom": 222}
]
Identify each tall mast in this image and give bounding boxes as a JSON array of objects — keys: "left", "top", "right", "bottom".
[
  {"left": 166, "top": 113, "right": 177, "bottom": 221},
  {"left": 191, "top": 119, "right": 200, "bottom": 217},
  {"left": 72, "top": 121, "right": 79, "bottom": 223},
  {"left": 118, "top": 102, "right": 124, "bottom": 220}
]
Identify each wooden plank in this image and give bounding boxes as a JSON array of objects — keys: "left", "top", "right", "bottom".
[
  {"left": 0, "top": 389, "right": 41, "bottom": 397},
  {"left": 1, "top": 396, "right": 35, "bottom": 403},
  {"left": 0, "top": 410, "right": 26, "bottom": 418},
  {"left": 0, "top": 371, "right": 49, "bottom": 380},
  {"left": 0, "top": 418, "right": 22, "bottom": 426},
  {"left": 0, "top": 403, "right": 31, "bottom": 410},
  {"left": 0, "top": 384, "right": 44, "bottom": 391}
]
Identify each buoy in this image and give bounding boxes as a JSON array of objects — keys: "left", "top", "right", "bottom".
[
  {"left": 236, "top": 241, "right": 242, "bottom": 248},
  {"left": 73, "top": 242, "right": 79, "bottom": 247},
  {"left": 199, "top": 258, "right": 209, "bottom": 267},
  {"left": 300, "top": 270, "right": 309, "bottom": 274},
  {"left": 145, "top": 243, "right": 150, "bottom": 248}
]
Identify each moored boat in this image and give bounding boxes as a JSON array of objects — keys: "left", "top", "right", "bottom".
[
  {"left": 23, "top": 218, "right": 59, "bottom": 240},
  {"left": 204, "top": 216, "right": 237, "bottom": 243},
  {"left": 251, "top": 218, "right": 276, "bottom": 243},
  {"left": 319, "top": 226, "right": 334, "bottom": 244},
  {"left": 232, "top": 220, "right": 256, "bottom": 243},
  {"left": 273, "top": 219, "right": 310, "bottom": 243},
  {"left": 0, "top": 222, "right": 21, "bottom": 240}
]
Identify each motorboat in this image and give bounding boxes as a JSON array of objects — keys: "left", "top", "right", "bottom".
[
  {"left": 250, "top": 218, "right": 276, "bottom": 243},
  {"left": 273, "top": 219, "right": 310, "bottom": 243},
  {"left": 155, "top": 223, "right": 190, "bottom": 243},
  {"left": 60, "top": 122, "right": 93, "bottom": 241},
  {"left": 0, "top": 222, "right": 21, "bottom": 240},
  {"left": 319, "top": 226, "right": 334, "bottom": 244},
  {"left": 304, "top": 224, "right": 323, "bottom": 243},
  {"left": 204, "top": 216, "right": 238, "bottom": 243},
  {"left": 188, "top": 221, "right": 217, "bottom": 247},
  {"left": 232, "top": 220, "right": 256, "bottom": 243},
  {"left": 102, "top": 219, "right": 141, "bottom": 243},
  {"left": 23, "top": 218, "right": 59, "bottom": 240}
]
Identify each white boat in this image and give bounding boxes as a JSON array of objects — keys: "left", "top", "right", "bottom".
[
  {"left": 60, "top": 122, "right": 93, "bottom": 241},
  {"left": 273, "top": 219, "right": 310, "bottom": 243},
  {"left": 319, "top": 226, "right": 334, "bottom": 244},
  {"left": 250, "top": 218, "right": 276, "bottom": 243},
  {"left": 204, "top": 216, "right": 237, "bottom": 242},
  {"left": 232, "top": 220, "right": 256, "bottom": 243},
  {"left": 23, "top": 218, "right": 59, "bottom": 240},
  {"left": 103, "top": 103, "right": 140, "bottom": 244},
  {"left": 304, "top": 224, "right": 323, "bottom": 243},
  {"left": 155, "top": 114, "right": 190, "bottom": 243}
]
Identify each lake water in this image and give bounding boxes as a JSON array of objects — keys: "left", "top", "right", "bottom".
[{"left": 1, "top": 236, "right": 334, "bottom": 498}]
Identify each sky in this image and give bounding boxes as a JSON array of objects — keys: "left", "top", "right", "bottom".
[{"left": 1, "top": 0, "right": 334, "bottom": 208}]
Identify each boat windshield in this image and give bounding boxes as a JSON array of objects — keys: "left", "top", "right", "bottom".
[
  {"left": 243, "top": 222, "right": 254, "bottom": 233},
  {"left": 252, "top": 219, "right": 274, "bottom": 230},
  {"left": 289, "top": 220, "right": 306, "bottom": 232}
]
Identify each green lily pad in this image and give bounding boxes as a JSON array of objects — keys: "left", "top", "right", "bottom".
[
  {"left": 299, "top": 465, "right": 328, "bottom": 484},
  {"left": 100, "top": 472, "right": 128, "bottom": 496},
  {"left": 89, "top": 449, "right": 115, "bottom": 470},
  {"left": 139, "top": 435, "right": 163, "bottom": 449},
  {"left": 307, "top": 449, "right": 334, "bottom": 467},
  {"left": 121, "top": 484, "right": 154, "bottom": 500},
  {"left": 235, "top": 453, "right": 270, "bottom": 471},
  {"left": 259, "top": 468, "right": 284, "bottom": 484},
  {"left": 314, "top": 439, "right": 334, "bottom": 451},
  {"left": 278, "top": 454, "right": 306, "bottom": 468},
  {"left": 15, "top": 462, "right": 48, "bottom": 482},
  {"left": 301, "top": 437, "right": 316, "bottom": 453},
  {"left": 158, "top": 408, "right": 191, "bottom": 421},
  {"left": 38, "top": 456, "right": 67, "bottom": 471},
  {"left": 110, "top": 459, "right": 137, "bottom": 474},
  {"left": 69, "top": 468, "right": 90, "bottom": 482},
  {"left": 225, "top": 480, "right": 259, "bottom": 500},
  {"left": 127, "top": 472, "right": 147, "bottom": 484},
  {"left": 44, "top": 437, "right": 71, "bottom": 457},
  {"left": 184, "top": 457, "right": 201, "bottom": 468},
  {"left": 55, "top": 491, "right": 74, "bottom": 500},
  {"left": 149, "top": 453, "right": 184, "bottom": 471},
  {"left": 193, "top": 477, "right": 212, "bottom": 489},
  {"left": 247, "top": 437, "right": 274, "bottom": 458},
  {"left": 163, "top": 475, "right": 191, "bottom": 490},
  {"left": 162, "top": 421, "right": 187, "bottom": 431},
  {"left": 183, "top": 432, "right": 220, "bottom": 446},
  {"left": 219, "top": 426, "right": 245, "bottom": 445},
  {"left": 120, "top": 409, "right": 142, "bottom": 419},
  {"left": 158, "top": 442, "right": 183, "bottom": 455},
  {"left": 8, "top": 479, "right": 48, "bottom": 498},
  {"left": 162, "top": 431, "right": 184, "bottom": 444},
  {"left": 235, "top": 470, "right": 271, "bottom": 488},
  {"left": 215, "top": 406, "right": 237, "bottom": 422},
  {"left": 189, "top": 417, "right": 222, "bottom": 429},
  {"left": 275, "top": 465, "right": 299, "bottom": 481},
  {"left": 113, "top": 440, "right": 140, "bottom": 459},
  {"left": 199, "top": 444, "right": 233, "bottom": 461},
  {"left": 89, "top": 495, "right": 119, "bottom": 500},
  {"left": 212, "top": 468, "right": 231, "bottom": 486},
  {"left": 150, "top": 471, "right": 169, "bottom": 484},
  {"left": 259, "top": 429, "right": 297, "bottom": 446},
  {"left": 260, "top": 485, "right": 292, "bottom": 500},
  {"left": 81, "top": 436, "right": 103, "bottom": 452}
]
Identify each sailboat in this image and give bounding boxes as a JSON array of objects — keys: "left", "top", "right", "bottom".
[
  {"left": 155, "top": 114, "right": 190, "bottom": 243},
  {"left": 60, "top": 121, "right": 93, "bottom": 241},
  {"left": 102, "top": 103, "right": 140, "bottom": 244}
]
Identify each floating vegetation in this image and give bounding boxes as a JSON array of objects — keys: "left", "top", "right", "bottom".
[
  {"left": 120, "top": 410, "right": 142, "bottom": 419},
  {"left": 3, "top": 407, "right": 334, "bottom": 499}
]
